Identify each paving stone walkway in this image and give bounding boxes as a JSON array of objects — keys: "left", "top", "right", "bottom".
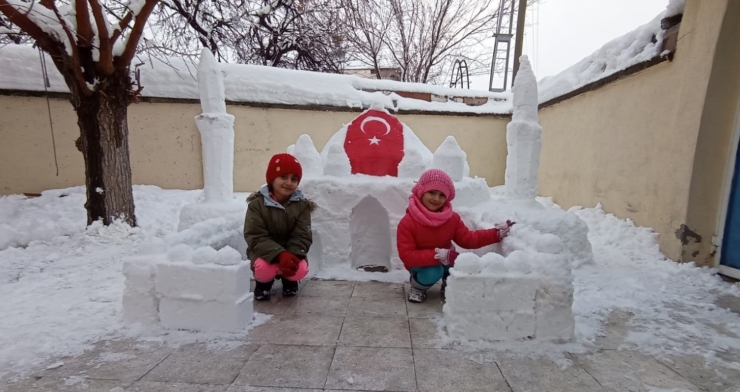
[{"left": 3, "top": 279, "right": 740, "bottom": 392}]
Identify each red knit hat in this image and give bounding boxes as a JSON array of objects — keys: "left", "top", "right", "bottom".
[
  {"left": 412, "top": 169, "right": 455, "bottom": 201},
  {"left": 266, "top": 153, "right": 303, "bottom": 185}
]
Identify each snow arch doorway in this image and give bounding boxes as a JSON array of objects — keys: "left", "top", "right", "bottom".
[{"left": 350, "top": 195, "right": 392, "bottom": 272}]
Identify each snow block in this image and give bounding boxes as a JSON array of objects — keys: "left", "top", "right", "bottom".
[
  {"left": 443, "top": 223, "right": 575, "bottom": 342},
  {"left": 535, "top": 284, "right": 575, "bottom": 341},
  {"left": 155, "top": 260, "right": 251, "bottom": 303},
  {"left": 122, "top": 256, "right": 158, "bottom": 295},
  {"left": 122, "top": 288, "right": 159, "bottom": 325},
  {"left": 159, "top": 293, "right": 253, "bottom": 332},
  {"left": 445, "top": 304, "right": 536, "bottom": 341},
  {"left": 444, "top": 275, "right": 537, "bottom": 312}
]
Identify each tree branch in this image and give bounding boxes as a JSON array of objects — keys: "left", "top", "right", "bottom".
[
  {"left": 0, "top": 0, "right": 51, "bottom": 46},
  {"left": 117, "top": 0, "right": 159, "bottom": 68},
  {"left": 111, "top": 9, "right": 133, "bottom": 44},
  {"left": 89, "top": 0, "right": 114, "bottom": 74},
  {"left": 75, "top": 0, "right": 93, "bottom": 46}
]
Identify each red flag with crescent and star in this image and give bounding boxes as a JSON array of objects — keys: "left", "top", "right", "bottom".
[{"left": 343, "top": 110, "right": 405, "bottom": 177}]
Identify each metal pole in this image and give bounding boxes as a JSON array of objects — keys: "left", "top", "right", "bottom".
[{"left": 512, "top": 0, "right": 527, "bottom": 85}]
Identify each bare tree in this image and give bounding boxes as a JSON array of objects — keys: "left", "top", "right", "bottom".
[
  {"left": 340, "top": 0, "right": 392, "bottom": 79},
  {"left": 149, "top": 0, "right": 346, "bottom": 72},
  {"left": 0, "top": 0, "right": 161, "bottom": 226},
  {"left": 344, "top": 0, "right": 534, "bottom": 84}
]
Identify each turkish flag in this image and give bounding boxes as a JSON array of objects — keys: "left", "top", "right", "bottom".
[{"left": 344, "top": 110, "right": 405, "bottom": 177}]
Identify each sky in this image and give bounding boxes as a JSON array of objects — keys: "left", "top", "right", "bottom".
[{"left": 468, "top": 0, "right": 670, "bottom": 90}]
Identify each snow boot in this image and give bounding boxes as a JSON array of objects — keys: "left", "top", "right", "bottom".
[
  {"left": 254, "top": 280, "right": 274, "bottom": 301},
  {"left": 408, "top": 276, "right": 429, "bottom": 303},
  {"left": 282, "top": 278, "right": 299, "bottom": 297}
]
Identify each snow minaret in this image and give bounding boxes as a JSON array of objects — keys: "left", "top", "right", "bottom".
[
  {"left": 195, "top": 48, "right": 235, "bottom": 203},
  {"left": 293, "top": 134, "right": 323, "bottom": 177},
  {"left": 432, "top": 136, "right": 467, "bottom": 181},
  {"left": 505, "top": 56, "right": 542, "bottom": 199}
]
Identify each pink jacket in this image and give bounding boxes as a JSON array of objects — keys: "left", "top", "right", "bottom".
[{"left": 396, "top": 211, "right": 501, "bottom": 270}]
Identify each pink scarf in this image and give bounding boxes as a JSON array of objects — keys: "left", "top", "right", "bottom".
[{"left": 407, "top": 195, "right": 453, "bottom": 227}]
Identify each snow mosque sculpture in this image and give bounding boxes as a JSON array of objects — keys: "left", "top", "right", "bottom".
[
  {"left": 292, "top": 107, "right": 491, "bottom": 272},
  {"left": 122, "top": 53, "right": 587, "bottom": 338}
]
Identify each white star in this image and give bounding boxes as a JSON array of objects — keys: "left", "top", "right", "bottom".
[{"left": 369, "top": 136, "right": 381, "bottom": 145}]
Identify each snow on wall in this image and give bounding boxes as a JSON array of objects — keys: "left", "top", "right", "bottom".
[
  {"left": 537, "top": 7, "right": 674, "bottom": 104},
  {"left": 0, "top": 45, "right": 509, "bottom": 114},
  {"left": 1, "top": 0, "right": 684, "bottom": 114}
]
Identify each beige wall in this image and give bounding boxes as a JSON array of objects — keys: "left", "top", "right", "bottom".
[
  {"left": 0, "top": 97, "right": 508, "bottom": 195},
  {"left": 684, "top": 0, "right": 740, "bottom": 265},
  {"left": 538, "top": 0, "right": 738, "bottom": 264}
]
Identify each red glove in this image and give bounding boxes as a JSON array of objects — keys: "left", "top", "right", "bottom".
[
  {"left": 448, "top": 247, "right": 459, "bottom": 267},
  {"left": 277, "top": 251, "right": 300, "bottom": 277}
]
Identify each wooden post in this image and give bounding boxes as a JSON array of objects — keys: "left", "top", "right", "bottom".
[{"left": 513, "top": 0, "right": 527, "bottom": 83}]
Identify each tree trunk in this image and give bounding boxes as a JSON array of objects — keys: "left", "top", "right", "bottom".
[{"left": 74, "top": 71, "right": 137, "bottom": 227}]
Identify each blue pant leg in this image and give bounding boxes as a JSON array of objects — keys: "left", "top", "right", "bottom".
[{"left": 410, "top": 265, "right": 445, "bottom": 287}]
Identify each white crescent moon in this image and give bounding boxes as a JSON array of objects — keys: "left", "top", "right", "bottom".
[{"left": 360, "top": 116, "right": 392, "bottom": 136}]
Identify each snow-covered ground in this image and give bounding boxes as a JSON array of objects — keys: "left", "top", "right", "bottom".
[{"left": 1, "top": 186, "right": 739, "bottom": 381}]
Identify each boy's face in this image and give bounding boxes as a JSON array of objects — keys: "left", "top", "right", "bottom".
[
  {"left": 421, "top": 190, "right": 447, "bottom": 212},
  {"left": 271, "top": 174, "right": 300, "bottom": 201}
]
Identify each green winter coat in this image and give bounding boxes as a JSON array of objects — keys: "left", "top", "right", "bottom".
[{"left": 244, "top": 185, "right": 315, "bottom": 265}]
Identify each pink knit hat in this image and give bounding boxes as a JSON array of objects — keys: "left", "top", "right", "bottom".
[{"left": 412, "top": 169, "right": 455, "bottom": 201}]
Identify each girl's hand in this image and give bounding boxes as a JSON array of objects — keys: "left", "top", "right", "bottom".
[
  {"left": 495, "top": 220, "right": 516, "bottom": 238},
  {"left": 434, "top": 248, "right": 450, "bottom": 265}
]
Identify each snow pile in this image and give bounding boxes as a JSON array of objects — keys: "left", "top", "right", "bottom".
[
  {"left": 0, "top": 45, "right": 510, "bottom": 115},
  {"left": 538, "top": 4, "right": 679, "bottom": 104},
  {"left": 0, "top": 186, "right": 196, "bottom": 253},
  {"left": 570, "top": 204, "right": 740, "bottom": 359},
  {"left": 0, "top": 188, "right": 85, "bottom": 251}
]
